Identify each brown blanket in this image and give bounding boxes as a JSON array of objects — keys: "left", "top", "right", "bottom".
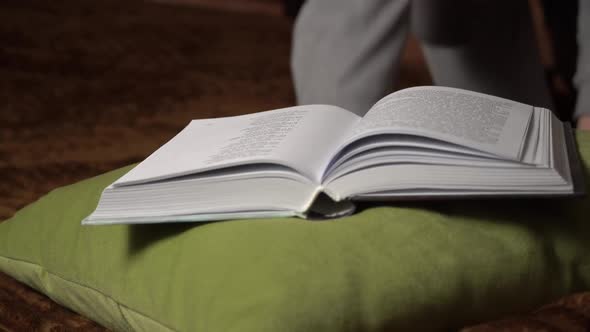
[{"left": 0, "top": 0, "right": 588, "bottom": 330}]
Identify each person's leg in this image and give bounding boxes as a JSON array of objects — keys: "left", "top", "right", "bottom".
[
  {"left": 573, "top": 0, "right": 590, "bottom": 125},
  {"left": 291, "top": 0, "right": 410, "bottom": 115},
  {"left": 415, "top": 0, "right": 554, "bottom": 109}
]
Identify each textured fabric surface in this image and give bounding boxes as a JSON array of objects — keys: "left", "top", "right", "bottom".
[{"left": 1, "top": 134, "right": 589, "bottom": 331}]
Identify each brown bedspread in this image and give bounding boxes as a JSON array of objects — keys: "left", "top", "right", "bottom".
[{"left": 0, "top": 0, "right": 589, "bottom": 330}]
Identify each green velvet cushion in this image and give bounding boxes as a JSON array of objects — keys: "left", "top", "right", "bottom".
[{"left": 1, "top": 133, "right": 590, "bottom": 331}]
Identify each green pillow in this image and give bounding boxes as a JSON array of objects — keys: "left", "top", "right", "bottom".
[{"left": 1, "top": 132, "right": 590, "bottom": 331}]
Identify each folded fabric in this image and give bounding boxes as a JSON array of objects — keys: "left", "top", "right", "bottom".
[{"left": 1, "top": 132, "right": 589, "bottom": 331}]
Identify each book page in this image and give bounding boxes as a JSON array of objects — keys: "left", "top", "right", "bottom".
[
  {"left": 349, "top": 86, "right": 533, "bottom": 160},
  {"left": 115, "top": 105, "right": 359, "bottom": 186}
]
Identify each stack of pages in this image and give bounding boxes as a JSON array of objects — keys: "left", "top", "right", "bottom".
[{"left": 84, "top": 86, "right": 585, "bottom": 224}]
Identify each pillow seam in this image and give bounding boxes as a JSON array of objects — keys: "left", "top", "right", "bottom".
[{"left": 0, "top": 254, "right": 177, "bottom": 332}]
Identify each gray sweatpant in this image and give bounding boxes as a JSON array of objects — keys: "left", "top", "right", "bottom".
[{"left": 291, "top": 0, "right": 554, "bottom": 116}]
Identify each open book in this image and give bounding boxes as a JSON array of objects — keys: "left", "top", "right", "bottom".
[{"left": 83, "top": 86, "right": 585, "bottom": 225}]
